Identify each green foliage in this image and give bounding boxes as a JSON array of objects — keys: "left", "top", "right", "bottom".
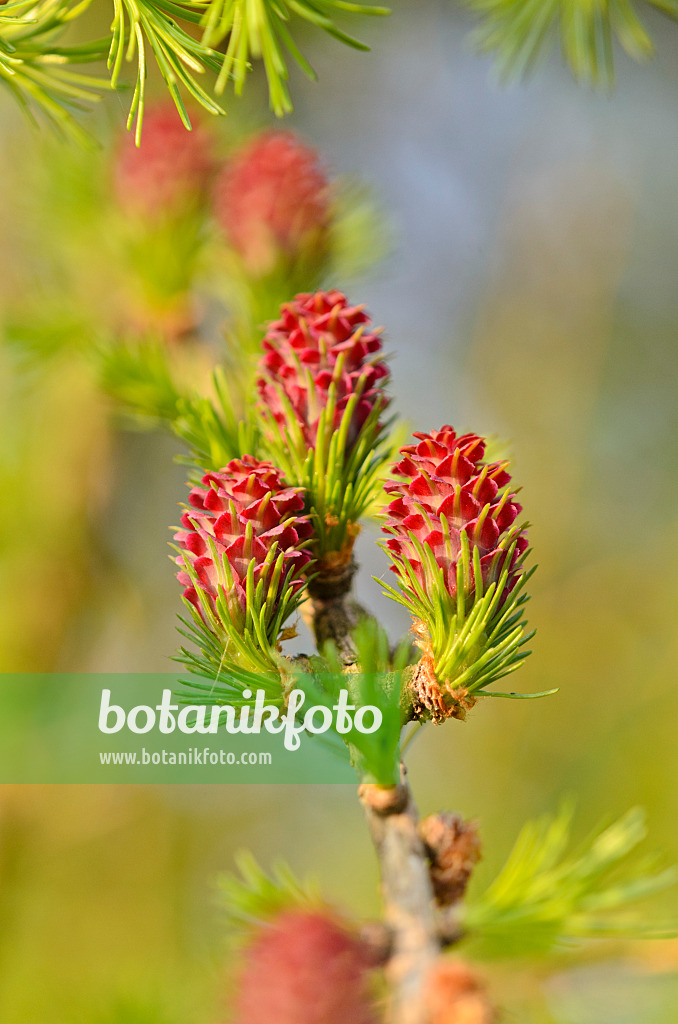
[
  {"left": 98, "top": 344, "right": 259, "bottom": 461},
  {"left": 98, "top": 337, "right": 182, "bottom": 425},
  {"left": 218, "top": 851, "right": 321, "bottom": 940},
  {"left": 175, "top": 654, "right": 284, "bottom": 708},
  {"left": 107, "top": 0, "right": 225, "bottom": 142},
  {"left": 463, "top": 0, "right": 678, "bottom": 86},
  {"left": 201, "top": 0, "right": 390, "bottom": 115},
  {"left": 464, "top": 806, "right": 678, "bottom": 958},
  {"left": 380, "top": 524, "right": 544, "bottom": 699},
  {"left": 175, "top": 617, "right": 412, "bottom": 784},
  {"left": 4, "top": 0, "right": 678, "bottom": 140},
  {"left": 0, "top": 0, "right": 390, "bottom": 139},
  {"left": 297, "top": 618, "right": 413, "bottom": 783},
  {"left": 0, "top": 0, "right": 109, "bottom": 143},
  {"left": 172, "top": 373, "right": 257, "bottom": 471}
]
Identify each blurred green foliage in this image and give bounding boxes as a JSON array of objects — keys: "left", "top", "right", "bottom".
[
  {"left": 464, "top": 806, "right": 677, "bottom": 958},
  {"left": 463, "top": 0, "right": 678, "bottom": 86}
]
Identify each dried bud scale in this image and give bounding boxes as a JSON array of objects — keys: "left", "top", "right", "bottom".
[
  {"left": 426, "top": 960, "right": 497, "bottom": 1024},
  {"left": 419, "top": 814, "right": 482, "bottom": 906}
]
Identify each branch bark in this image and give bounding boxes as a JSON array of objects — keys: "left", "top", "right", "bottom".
[
  {"left": 302, "top": 592, "right": 370, "bottom": 664},
  {"left": 302, "top": 557, "right": 371, "bottom": 664},
  {"left": 304, "top": 574, "right": 444, "bottom": 1022},
  {"left": 360, "top": 768, "right": 441, "bottom": 1024}
]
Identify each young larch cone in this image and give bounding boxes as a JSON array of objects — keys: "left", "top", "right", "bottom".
[
  {"left": 384, "top": 427, "right": 526, "bottom": 605},
  {"left": 114, "top": 103, "right": 214, "bottom": 219},
  {"left": 175, "top": 456, "right": 312, "bottom": 632},
  {"left": 257, "top": 289, "right": 390, "bottom": 451},
  {"left": 231, "top": 910, "right": 380, "bottom": 1024},
  {"left": 382, "top": 427, "right": 530, "bottom": 721},
  {"left": 214, "top": 131, "right": 332, "bottom": 276}
]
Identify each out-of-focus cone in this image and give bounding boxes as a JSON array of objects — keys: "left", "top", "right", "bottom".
[
  {"left": 426, "top": 959, "right": 497, "bottom": 1024},
  {"left": 231, "top": 909, "right": 380, "bottom": 1024},
  {"left": 214, "top": 131, "right": 331, "bottom": 279},
  {"left": 114, "top": 102, "right": 214, "bottom": 220}
]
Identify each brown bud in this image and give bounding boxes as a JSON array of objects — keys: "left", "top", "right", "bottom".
[
  {"left": 419, "top": 814, "right": 481, "bottom": 905},
  {"left": 426, "top": 959, "right": 497, "bottom": 1024},
  {"left": 358, "top": 920, "right": 394, "bottom": 966}
]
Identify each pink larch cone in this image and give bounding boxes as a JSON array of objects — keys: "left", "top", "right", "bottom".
[
  {"left": 214, "top": 131, "right": 331, "bottom": 276},
  {"left": 175, "top": 456, "right": 312, "bottom": 629},
  {"left": 114, "top": 103, "right": 214, "bottom": 219},
  {"left": 231, "top": 910, "right": 380, "bottom": 1024},
  {"left": 383, "top": 427, "right": 526, "bottom": 608},
  {"left": 257, "top": 289, "right": 390, "bottom": 451}
]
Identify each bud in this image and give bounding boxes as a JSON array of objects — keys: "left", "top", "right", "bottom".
[
  {"left": 419, "top": 814, "right": 482, "bottom": 905},
  {"left": 231, "top": 910, "right": 379, "bottom": 1024},
  {"left": 214, "top": 131, "right": 331, "bottom": 276},
  {"left": 426, "top": 959, "right": 496, "bottom": 1024},
  {"left": 114, "top": 103, "right": 214, "bottom": 219}
]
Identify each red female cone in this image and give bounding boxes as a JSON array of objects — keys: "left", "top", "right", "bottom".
[
  {"left": 214, "top": 131, "right": 331, "bottom": 276},
  {"left": 114, "top": 103, "right": 214, "bottom": 220},
  {"left": 231, "top": 910, "right": 380, "bottom": 1024}
]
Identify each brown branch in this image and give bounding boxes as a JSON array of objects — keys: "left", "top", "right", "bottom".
[
  {"left": 302, "top": 592, "right": 371, "bottom": 665},
  {"left": 303, "top": 558, "right": 487, "bottom": 1021},
  {"left": 302, "top": 557, "right": 371, "bottom": 665},
  {"left": 359, "top": 767, "right": 441, "bottom": 1024}
]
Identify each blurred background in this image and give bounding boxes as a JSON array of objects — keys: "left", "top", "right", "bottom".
[{"left": 2, "top": 1, "right": 678, "bottom": 1020}]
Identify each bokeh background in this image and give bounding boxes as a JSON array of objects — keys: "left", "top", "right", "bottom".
[{"left": 2, "top": 1, "right": 678, "bottom": 1020}]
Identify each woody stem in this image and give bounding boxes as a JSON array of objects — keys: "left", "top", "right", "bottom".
[
  {"left": 306, "top": 576, "right": 441, "bottom": 1022},
  {"left": 360, "top": 767, "right": 440, "bottom": 1024}
]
